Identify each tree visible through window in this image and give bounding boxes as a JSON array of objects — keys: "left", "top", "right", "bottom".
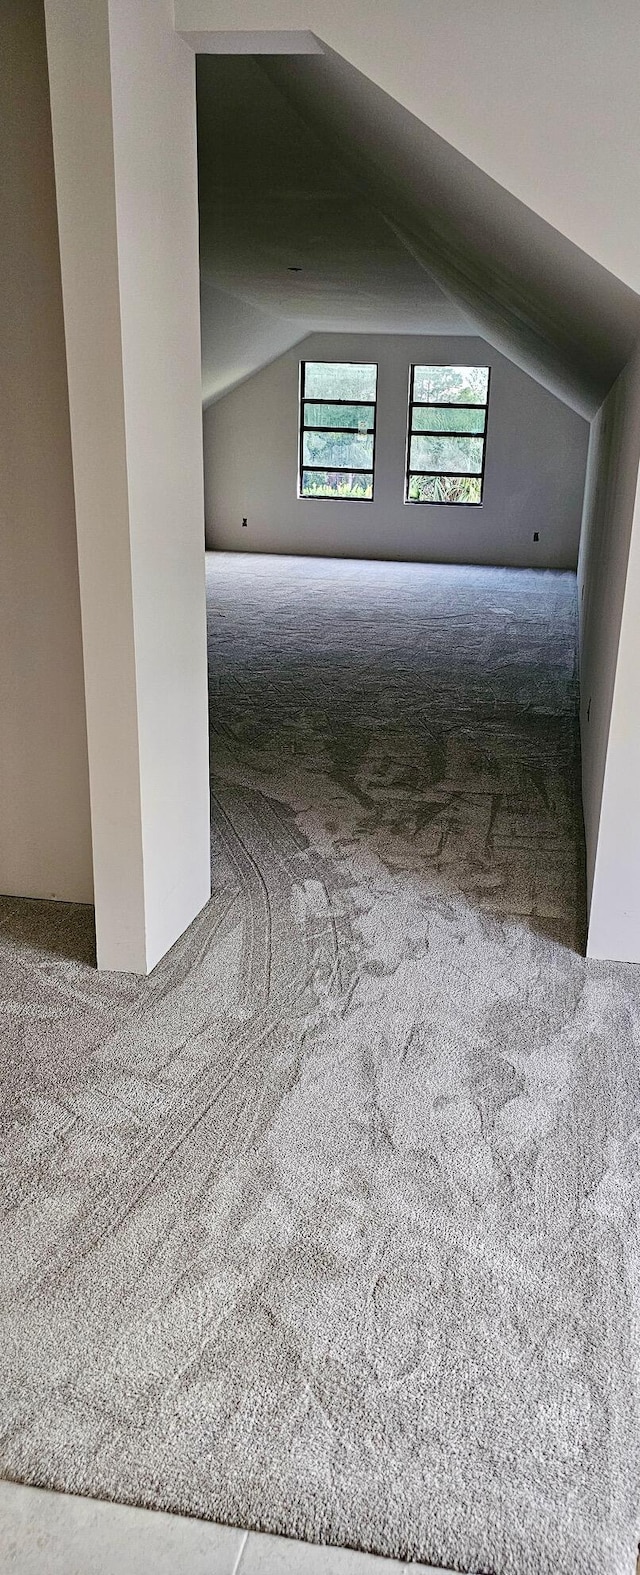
[
  {"left": 406, "top": 365, "right": 490, "bottom": 504},
  {"left": 299, "top": 362, "right": 378, "bottom": 500}
]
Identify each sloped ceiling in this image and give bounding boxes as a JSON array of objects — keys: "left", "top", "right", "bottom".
[
  {"left": 180, "top": 0, "right": 640, "bottom": 298},
  {"left": 263, "top": 48, "right": 640, "bottom": 418},
  {"left": 196, "top": 48, "right": 640, "bottom": 415},
  {"left": 196, "top": 54, "right": 472, "bottom": 402},
  {"left": 200, "top": 279, "right": 310, "bottom": 405}
]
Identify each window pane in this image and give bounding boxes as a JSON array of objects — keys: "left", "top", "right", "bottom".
[
  {"left": 303, "top": 430, "right": 374, "bottom": 469},
  {"left": 304, "top": 401, "right": 374, "bottom": 430},
  {"left": 407, "top": 474, "right": 482, "bottom": 503},
  {"left": 409, "top": 434, "right": 484, "bottom": 473},
  {"left": 413, "top": 365, "right": 489, "bottom": 405},
  {"left": 300, "top": 469, "right": 373, "bottom": 500},
  {"left": 303, "top": 362, "right": 377, "bottom": 401},
  {"left": 412, "top": 405, "right": 485, "bottom": 434}
]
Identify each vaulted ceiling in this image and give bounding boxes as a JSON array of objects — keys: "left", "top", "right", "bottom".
[
  {"left": 196, "top": 47, "right": 640, "bottom": 413},
  {"left": 196, "top": 54, "right": 470, "bottom": 403}
]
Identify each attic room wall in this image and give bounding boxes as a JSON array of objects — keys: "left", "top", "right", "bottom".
[
  {"left": 0, "top": 0, "right": 92, "bottom": 903},
  {"left": 44, "top": 0, "right": 211, "bottom": 972},
  {"left": 578, "top": 341, "right": 640, "bottom": 960},
  {"left": 200, "top": 279, "right": 309, "bottom": 405},
  {"left": 203, "top": 333, "right": 589, "bottom": 568}
]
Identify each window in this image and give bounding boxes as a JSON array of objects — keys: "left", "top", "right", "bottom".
[
  {"left": 406, "top": 364, "right": 490, "bottom": 504},
  {"left": 299, "top": 361, "right": 378, "bottom": 501}
]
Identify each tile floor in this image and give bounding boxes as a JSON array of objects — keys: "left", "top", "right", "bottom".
[{"left": 0, "top": 1481, "right": 453, "bottom": 1574}]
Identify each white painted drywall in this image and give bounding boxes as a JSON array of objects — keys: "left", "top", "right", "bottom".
[
  {"left": 201, "top": 279, "right": 310, "bottom": 406},
  {"left": 45, "top": 0, "right": 210, "bottom": 972},
  {"left": 203, "top": 333, "right": 588, "bottom": 569},
  {"left": 578, "top": 341, "right": 640, "bottom": 959},
  {"left": 176, "top": 0, "right": 640, "bottom": 296},
  {"left": 0, "top": 0, "right": 92, "bottom": 904}
]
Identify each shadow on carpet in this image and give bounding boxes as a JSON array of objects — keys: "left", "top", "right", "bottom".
[{"left": 0, "top": 555, "right": 638, "bottom": 1575}]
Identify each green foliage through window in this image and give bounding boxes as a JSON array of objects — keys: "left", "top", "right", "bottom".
[
  {"left": 303, "top": 431, "right": 374, "bottom": 470},
  {"left": 299, "top": 362, "right": 377, "bottom": 501},
  {"left": 408, "top": 475, "right": 482, "bottom": 504},
  {"left": 301, "top": 470, "right": 373, "bottom": 500},
  {"left": 303, "top": 362, "right": 377, "bottom": 401},
  {"left": 406, "top": 364, "right": 490, "bottom": 505}
]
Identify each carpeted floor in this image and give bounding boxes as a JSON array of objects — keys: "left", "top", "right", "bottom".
[{"left": 1, "top": 553, "right": 639, "bottom": 1575}]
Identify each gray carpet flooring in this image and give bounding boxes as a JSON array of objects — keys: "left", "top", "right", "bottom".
[{"left": 1, "top": 553, "right": 639, "bottom": 1575}]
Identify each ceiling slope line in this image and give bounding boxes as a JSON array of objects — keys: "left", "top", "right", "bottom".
[{"left": 259, "top": 44, "right": 640, "bottom": 417}]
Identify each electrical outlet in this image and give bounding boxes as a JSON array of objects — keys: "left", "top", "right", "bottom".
[{"left": 242, "top": 517, "right": 248, "bottom": 528}]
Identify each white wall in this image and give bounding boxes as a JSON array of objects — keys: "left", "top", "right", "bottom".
[
  {"left": 45, "top": 0, "right": 210, "bottom": 972},
  {"left": 578, "top": 342, "right": 640, "bottom": 959},
  {"left": 201, "top": 279, "right": 309, "bottom": 406},
  {"left": 203, "top": 333, "right": 588, "bottom": 568},
  {"left": 0, "top": 0, "right": 92, "bottom": 904}
]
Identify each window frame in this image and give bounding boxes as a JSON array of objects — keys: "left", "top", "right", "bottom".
[
  {"left": 298, "top": 360, "right": 378, "bottom": 503},
  {"left": 405, "top": 363, "right": 491, "bottom": 506}
]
